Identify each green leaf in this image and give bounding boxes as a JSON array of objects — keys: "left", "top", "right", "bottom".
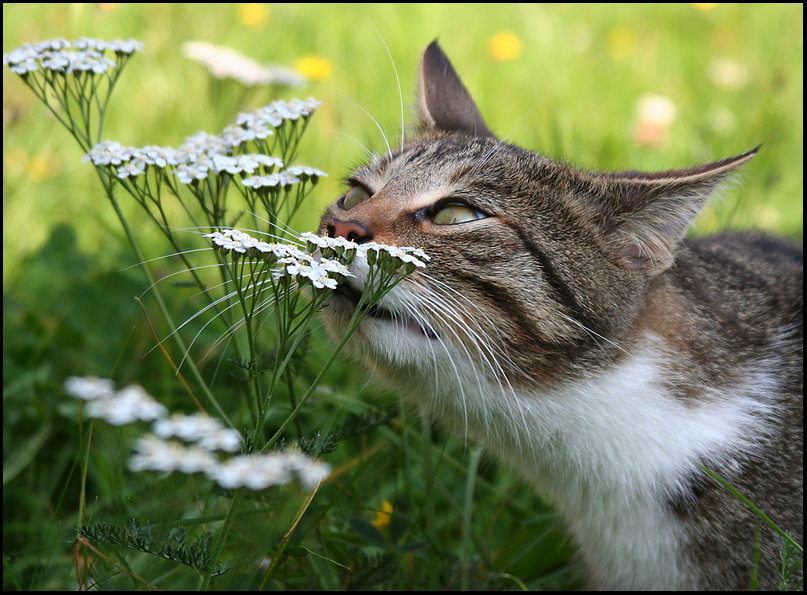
[{"left": 348, "top": 517, "right": 388, "bottom": 548}]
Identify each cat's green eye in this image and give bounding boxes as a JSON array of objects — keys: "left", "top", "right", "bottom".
[
  {"left": 432, "top": 203, "right": 486, "bottom": 225},
  {"left": 340, "top": 186, "right": 371, "bottom": 210}
]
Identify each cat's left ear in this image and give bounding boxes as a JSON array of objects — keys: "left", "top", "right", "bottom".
[
  {"left": 418, "top": 40, "right": 496, "bottom": 138},
  {"left": 593, "top": 148, "right": 759, "bottom": 275}
]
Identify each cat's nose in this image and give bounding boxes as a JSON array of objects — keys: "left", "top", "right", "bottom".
[{"left": 325, "top": 219, "right": 374, "bottom": 244}]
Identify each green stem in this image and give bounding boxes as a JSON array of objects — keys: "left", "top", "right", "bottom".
[
  {"left": 94, "top": 167, "right": 233, "bottom": 427},
  {"left": 198, "top": 487, "right": 245, "bottom": 590}
]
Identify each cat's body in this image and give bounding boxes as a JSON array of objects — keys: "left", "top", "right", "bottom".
[{"left": 319, "top": 41, "right": 803, "bottom": 590}]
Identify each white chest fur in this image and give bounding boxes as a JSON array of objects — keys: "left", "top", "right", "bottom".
[{"left": 363, "top": 321, "right": 777, "bottom": 589}]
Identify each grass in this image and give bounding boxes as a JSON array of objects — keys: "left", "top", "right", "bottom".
[{"left": 2, "top": 3, "right": 803, "bottom": 590}]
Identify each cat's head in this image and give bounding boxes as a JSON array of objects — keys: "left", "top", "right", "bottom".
[{"left": 318, "top": 40, "right": 756, "bottom": 390}]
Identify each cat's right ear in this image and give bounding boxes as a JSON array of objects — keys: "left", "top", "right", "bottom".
[{"left": 418, "top": 40, "right": 496, "bottom": 139}]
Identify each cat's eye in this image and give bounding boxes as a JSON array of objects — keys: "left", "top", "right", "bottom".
[
  {"left": 432, "top": 203, "right": 487, "bottom": 225},
  {"left": 339, "top": 186, "right": 371, "bottom": 210}
]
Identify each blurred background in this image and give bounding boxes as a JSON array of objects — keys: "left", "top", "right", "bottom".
[
  {"left": 3, "top": 3, "right": 803, "bottom": 590},
  {"left": 4, "top": 4, "right": 803, "bottom": 279}
]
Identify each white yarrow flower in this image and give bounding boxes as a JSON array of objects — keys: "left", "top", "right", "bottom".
[
  {"left": 84, "top": 384, "right": 168, "bottom": 425},
  {"left": 64, "top": 376, "right": 116, "bottom": 400},
  {"left": 208, "top": 450, "right": 330, "bottom": 490},
  {"left": 129, "top": 434, "right": 218, "bottom": 474}
]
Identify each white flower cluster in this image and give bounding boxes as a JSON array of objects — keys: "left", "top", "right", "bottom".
[
  {"left": 182, "top": 40, "right": 305, "bottom": 87},
  {"left": 64, "top": 376, "right": 167, "bottom": 425},
  {"left": 204, "top": 229, "right": 351, "bottom": 290},
  {"left": 300, "top": 231, "right": 430, "bottom": 269},
  {"left": 4, "top": 36, "right": 142, "bottom": 75},
  {"left": 210, "top": 450, "right": 330, "bottom": 490},
  {"left": 129, "top": 434, "right": 219, "bottom": 475},
  {"left": 81, "top": 99, "right": 324, "bottom": 185},
  {"left": 64, "top": 376, "right": 330, "bottom": 490},
  {"left": 153, "top": 412, "right": 242, "bottom": 452},
  {"left": 242, "top": 166, "right": 327, "bottom": 190}
]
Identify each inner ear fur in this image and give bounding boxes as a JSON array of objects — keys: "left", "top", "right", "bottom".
[{"left": 592, "top": 148, "right": 759, "bottom": 275}]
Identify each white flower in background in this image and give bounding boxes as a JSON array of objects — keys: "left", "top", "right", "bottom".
[
  {"left": 707, "top": 57, "right": 749, "bottom": 90},
  {"left": 106, "top": 38, "right": 144, "bottom": 55},
  {"left": 129, "top": 434, "right": 219, "bottom": 474},
  {"left": 85, "top": 385, "right": 168, "bottom": 425},
  {"left": 181, "top": 40, "right": 305, "bottom": 87},
  {"left": 64, "top": 377, "right": 167, "bottom": 425},
  {"left": 152, "top": 412, "right": 242, "bottom": 452},
  {"left": 64, "top": 376, "right": 116, "bottom": 400},
  {"left": 209, "top": 450, "right": 330, "bottom": 490},
  {"left": 139, "top": 145, "right": 178, "bottom": 168},
  {"left": 242, "top": 171, "right": 300, "bottom": 190},
  {"left": 83, "top": 140, "right": 134, "bottom": 166},
  {"left": 633, "top": 94, "right": 677, "bottom": 147}
]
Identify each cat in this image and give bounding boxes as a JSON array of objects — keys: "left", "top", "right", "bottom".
[{"left": 317, "top": 40, "right": 803, "bottom": 590}]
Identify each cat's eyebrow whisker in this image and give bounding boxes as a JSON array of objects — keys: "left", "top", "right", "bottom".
[
  {"left": 357, "top": 6, "right": 405, "bottom": 151},
  {"left": 316, "top": 87, "right": 393, "bottom": 158},
  {"left": 325, "top": 130, "right": 376, "bottom": 161}
]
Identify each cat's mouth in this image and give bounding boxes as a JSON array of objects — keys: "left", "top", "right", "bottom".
[{"left": 331, "top": 284, "right": 439, "bottom": 340}]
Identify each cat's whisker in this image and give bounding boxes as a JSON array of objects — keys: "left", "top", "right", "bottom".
[
  {"left": 393, "top": 280, "right": 531, "bottom": 440},
  {"left": 137, "top": 263, "right": 225, "bottom": 300},
  {"left": 119, "top": 247, "right": 213, "bottom": 273},
  {"left": 319, "top": 87, "right": 393, "bottom": 158},
  {"left": 556, "top": 311, "right": 636, "bottom": 359},
  {"left": 414, "top": 289, "right": 511, "bottom": 388},
  {"left": 178, "top": 277, "right": 285, "bottom": 372},
  {"left": 313, "top": 38, "right": 802, "bottom": 591},
  {"left": 414, "top": 275, "right": 531, "bottom": 383},
  {"left": 156, "top": 285, "right": 243, "bottom": 362},
  {"left": 357, "top": 6, "right": 405, "bottom": 151},
  {"left": 324, "top": 129, "right": 375, "bottom": 161}
]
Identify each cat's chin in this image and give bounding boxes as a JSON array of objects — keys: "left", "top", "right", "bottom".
[{"left": 327, "top": 284, "right": 440, "bottom": 342}]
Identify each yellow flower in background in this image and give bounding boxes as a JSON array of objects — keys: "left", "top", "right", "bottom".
[
  {"left": 294, "top": 55, "right": 333, "bottom": 82},
  {"left": 605, "top": 27, "right": 637, "bottom": 61},
  {"left": 487, "top": 31, "right": 523, "bottom": 62},
  {"left": 238, "top": 3, "right": 270, "bottom": 27},
  {"left": 692, "top": 3, "right": 718, "bottom": 10},
  {"left": 370, "top": 500, "right": 393, "bottom": 530}
]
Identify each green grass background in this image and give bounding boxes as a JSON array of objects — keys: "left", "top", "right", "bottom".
[{"left": 3, "top": 3, "right": 803, "bottom": 590}]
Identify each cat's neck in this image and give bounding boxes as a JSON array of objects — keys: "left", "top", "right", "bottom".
[{"left": 379, "top": 323, "right": 778, "bottom": 589}]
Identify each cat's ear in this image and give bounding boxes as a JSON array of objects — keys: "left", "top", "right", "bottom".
[
  {"left": 594, "top": 148, "right": 759, "bottom": 275},
  {"left": 418, "top": 40, "right": 496, "bottom": 138}
]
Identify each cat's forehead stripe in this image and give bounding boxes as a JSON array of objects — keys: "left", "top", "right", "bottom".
[{"left": 360, "top": 167, "right": 466, "bottom": 211}]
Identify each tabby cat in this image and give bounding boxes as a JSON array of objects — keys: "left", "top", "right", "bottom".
[{"left": 318, "top": 41, "right": 803, "bottom": 590}]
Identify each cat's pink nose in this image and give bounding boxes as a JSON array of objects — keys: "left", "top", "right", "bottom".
[{"left": 325, "top": 219, "right": 373, "bottom": 244}]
